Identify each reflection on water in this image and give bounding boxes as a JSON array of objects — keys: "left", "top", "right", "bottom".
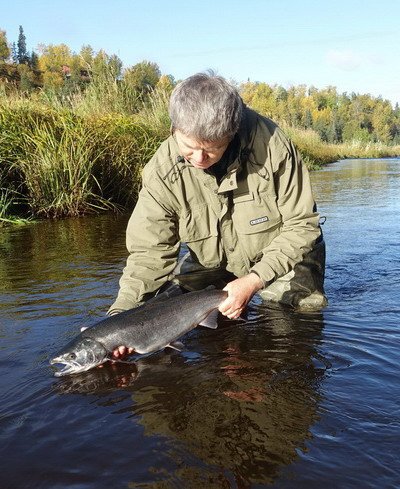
[
  {"left": 0, "top": 159, "right": 399, "bottom": 488},
  {"left": 129, "top": 309, "right": 324, "bottom": 488},
  {"left": 52, "top": 305, "right": 325, "bottom": 488}
]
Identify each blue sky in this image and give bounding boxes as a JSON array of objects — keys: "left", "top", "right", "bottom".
[{"left": 1, "top": 0, "right": 399, "bottom": 106}]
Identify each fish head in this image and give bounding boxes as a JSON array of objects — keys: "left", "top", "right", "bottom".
[{"left": 50, "top": 337, "right": 108, "bottom": 377}]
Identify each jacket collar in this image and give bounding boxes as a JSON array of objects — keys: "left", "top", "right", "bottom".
[{"left": 217, "top": 106, "right": 257, "bottom": 192}]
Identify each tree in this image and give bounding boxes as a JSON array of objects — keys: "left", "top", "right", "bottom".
[
  {"left": 17, "top": 25, "right": 29, "bottom": 64},
  {"left": 156, "top": 74, "right": 175, "bottom": 93},
  {"left": 41, "top": 70, "right": 64, "bottom": 90},
  {"left": 313, "top": 109, "right": 331, "bottom": 142},
  {"left": 123, "top": 61, "right": 161, "bottom": 95},
  {"left": 11, "top": 42, "right": 18, "bottom": 64},
  {"left": 326, "top": 112, "right": 343, "bottom": 143},
  {"left": 304, "top": 109, "right": 313, "bottom": 130},
  {"left": 78, "top": 44, "right": 94, "bottom": 75},
  {"left": 89, "top": 49, "right": 123, "bottom": 81},
  {"left": 240, "top": 82, "right": 275, "bottom": 119},
  {"left": 274, "top": 86, "right": 288, "bottom": 102},
  {"left": 371, "top": 100, "right": 393, "bottom": 143},
  {"left": 0, "top": 30, "right": 10, "bottom": 62},
  {"left": 17, "top": 63, "right": 36, "bottom": 91},
  {"left": 30, "top": 51, "right": 39, "bottom": 70},
  {"left": 38, "top": 43, "right": 73, "bottom": 72}
]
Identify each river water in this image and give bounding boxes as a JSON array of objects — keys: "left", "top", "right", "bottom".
[{"left": 0, "top": 158, "right": 399, "bottom": 488}]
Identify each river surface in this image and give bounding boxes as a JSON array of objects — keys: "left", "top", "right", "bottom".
[{"left": 0, "top": 158, "right": 399, "bottom": 489}]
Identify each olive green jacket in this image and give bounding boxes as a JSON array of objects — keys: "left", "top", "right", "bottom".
[{"left": 110, "top": 108, "right": 321, "bottom": 313}]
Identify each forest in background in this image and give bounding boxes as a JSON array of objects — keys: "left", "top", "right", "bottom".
[{"left": 1, "top": 26, "right": 399, "bottom": 223}]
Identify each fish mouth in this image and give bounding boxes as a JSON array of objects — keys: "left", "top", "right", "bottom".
[
  {"left": 50, "top": 357, "right": 105, "bottom": 377},
  {"left": 50, "top": 357, "right": 83, "bottom": 377}
]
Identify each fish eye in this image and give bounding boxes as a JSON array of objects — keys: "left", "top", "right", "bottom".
[{"left": 67, "top": 353, "right": 77, "bottom": 360}]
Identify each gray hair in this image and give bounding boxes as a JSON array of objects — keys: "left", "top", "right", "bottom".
[{"left": 169, "top": 72, "right": 243, "bottom": 141}]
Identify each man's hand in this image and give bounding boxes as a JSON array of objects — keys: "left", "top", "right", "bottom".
[
  {"left": 218, "top": 273, "right": 264, "bottom": 319},
  {"left": 107, "top": 310, "right": 135, "bottom": 359},
  {"left": 112, "top": 346, "right": 135, "bottom": 359}
]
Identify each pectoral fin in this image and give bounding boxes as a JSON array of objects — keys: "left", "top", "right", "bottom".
[
  {"left": 166, "top": 341, "right": 185, "bottom": 351},
  {"left": 199, "top": 309, "right": 219, "bottom": 329}
]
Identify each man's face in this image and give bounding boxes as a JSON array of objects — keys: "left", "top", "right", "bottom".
[{"left": 175, "top": 130, "right": 231, "bottom": 170}]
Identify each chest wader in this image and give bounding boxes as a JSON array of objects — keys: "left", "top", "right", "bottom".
[{"left": 258, "top": 233, "right": 327, "bottom": 311}]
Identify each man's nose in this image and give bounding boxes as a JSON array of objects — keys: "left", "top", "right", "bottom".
[{"left": 192, "top": 149, "right": 206, "bottom": 163}]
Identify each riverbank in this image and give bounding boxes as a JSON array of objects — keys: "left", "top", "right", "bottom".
[
  {"left": 283, "top": 124, "right": 400, "bottom": 169},
  {"left": 1, "top": 91, "right": 399, "bottom": 223}
]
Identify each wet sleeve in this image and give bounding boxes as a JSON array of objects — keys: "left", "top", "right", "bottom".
[
  {"left": 108, "top": 173, "right": 180, "bottom": 313},
  {"left": 250, "top": 136, "right": 321, "bottom": 284}
]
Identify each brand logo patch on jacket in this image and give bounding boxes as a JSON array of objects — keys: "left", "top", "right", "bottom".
[{"left": 250, "top": 216, "right": 269, "bottom": 226}]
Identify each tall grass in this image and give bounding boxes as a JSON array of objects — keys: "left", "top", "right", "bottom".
[
  {"left": 284, "top": 124, "right": 400, "bottom": 169},
  {"left": 37, "top": 66, "right": 141, "bottom": 117},
  {"left": 0, "top": 87, "right": 168, "bottom": 219},
  {"left": 0, "top": 187, "right": 29, "bottom": 224},
  {"left": 0, "top": 103, "right": 114, "bottom": 218},
  {"left": 90, "top": 113, "right": 164, "bottom": 206},
  {"left": 135, "top": 88, "right": 171, "bottom": 138},
  {"left": 0, "top": 164, "right": 29, "bottom": 225},
  {"left": 18, "top": 119, "right": 116, "bottom": 218}
]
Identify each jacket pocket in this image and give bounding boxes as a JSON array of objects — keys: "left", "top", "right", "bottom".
[
  {"left": 232, "top": 191, "right": 281, "bottom": 235},
  {"left": 178, "top": 204, "right": 220, "bottom": 267},
  {"left": 231, "top": 191, "right": 281, "bottom": 263},
  {"left": 178, "top": 204, "right": 218, "bottom": 241}
]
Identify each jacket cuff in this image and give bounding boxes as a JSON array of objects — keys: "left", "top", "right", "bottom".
[{"left": 249, "top": 263, "right": 275, "bottom": 289}]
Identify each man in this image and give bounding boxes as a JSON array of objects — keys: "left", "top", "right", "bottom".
[{"left": 109, "top": 73, "right": 327, "bottom": 357}]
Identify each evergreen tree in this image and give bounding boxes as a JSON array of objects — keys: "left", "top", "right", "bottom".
[
  {"left": 304, "top": 109, "right": 313, "bottom": 129},
  {"left": 30, "top": 50, "right": 39, "bottom": 70},
  {"left": 11, "top": 42, "right": 18, "bottom": 64},
  {"left": 17, "top": 25, "right": 29, "bottom": 64},
  {"left": 327, "top": 115, "right": 342, "bottom": 143}
]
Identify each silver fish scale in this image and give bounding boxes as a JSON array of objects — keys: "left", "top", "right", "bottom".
[{"left": 81, "top": 289, "right": 227, "bottom": 354}]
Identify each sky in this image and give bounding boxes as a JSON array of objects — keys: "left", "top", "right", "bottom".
[{"left": 1, "top": 0, "right": 399, "bottom": 106}]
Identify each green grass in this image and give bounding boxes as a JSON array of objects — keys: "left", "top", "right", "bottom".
[
  {"left": 283, "top": 124, "right": 400, "bottom": 169},
  {"left": 0, "top": 87, "right": 168, "bottom": 219},
  {"left": 0, "top": 167, "right": 31, "bottom": 225},
  {"left": 0, "top": 103, "right": 114, "bottom": 218}
]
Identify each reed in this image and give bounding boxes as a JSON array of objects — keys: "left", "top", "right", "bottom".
[
  {"left": 283, "top": 124, "right": 400, "bottom": 169},
  {"left": 0, "top": 188, "right": 30, "bottom": 225},
  {"left": 136, "top": 88, "right": 171, "bottom": 138},
  {"left": 0, "top": 103, "right": 116, "bottom": 218},
  {"left": 0, "top": 185, "right": 16, "bottom": 224},
  {"left": 89, "top": 112, "right": 164, "bottom": 206},
  {"left": 0, "top": 164, "right": 29, "bottom": 225},
  {"left": 0, "top": 90, "right": 169, "bottom": 218},
  {"left": 36, "top": 65, "right": 142, "bottom": 118}
]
